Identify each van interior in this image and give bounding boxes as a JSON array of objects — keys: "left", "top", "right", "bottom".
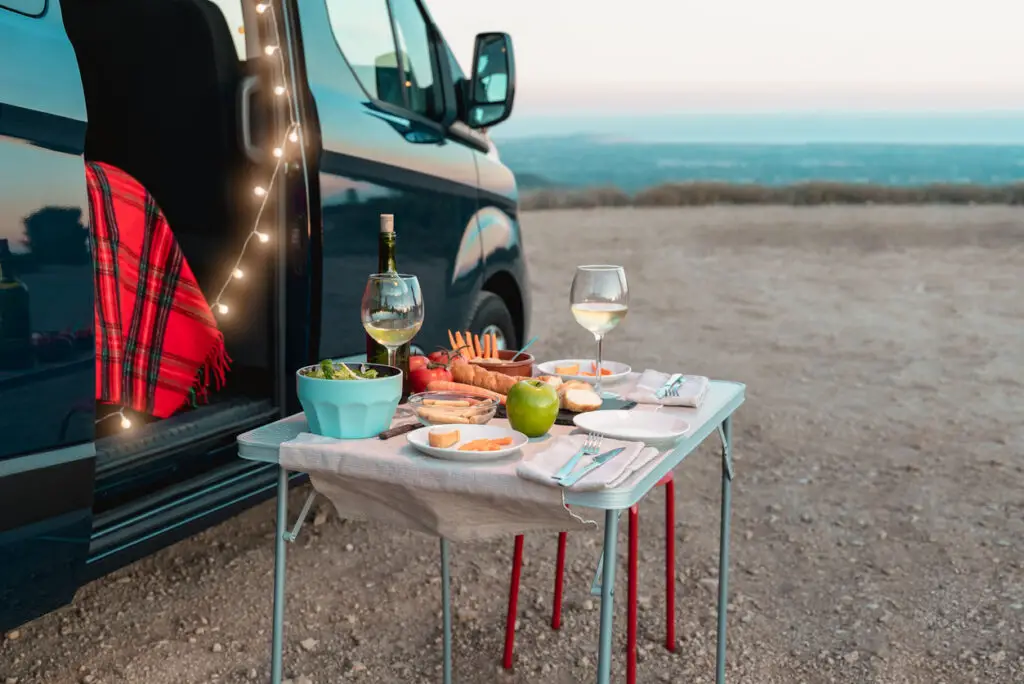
[{"left": 59, "top": 0, "right": 284, "bottom": 522}]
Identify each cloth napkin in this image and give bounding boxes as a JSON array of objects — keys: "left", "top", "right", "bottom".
[
  {"left": 516, "top": 434, "right": 661, "bottom": 491},
  {"left": 626, "top": 369, "right": 709, "bottom": 408}
]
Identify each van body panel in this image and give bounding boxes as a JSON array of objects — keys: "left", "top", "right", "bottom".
[
  {"left": 0, "top": 0, "right": 95, "bottom": 632},
  {"left": 296, "top": 0, "right": 486, "bottom": 358}
]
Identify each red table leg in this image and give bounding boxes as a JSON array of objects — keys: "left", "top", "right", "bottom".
[
  {"left": 627, "top": 505, "right": 639, "bottom": 684},
  {"left": 552, "top": 531, "right": 567, "bottom": 630},
  {"left": 503, "top": 534, "right": 525, "bottom": 669}
]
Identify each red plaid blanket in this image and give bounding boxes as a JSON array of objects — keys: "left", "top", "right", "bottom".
[{"left": 87, "top": 162, "right": 229, "bottom": 419}]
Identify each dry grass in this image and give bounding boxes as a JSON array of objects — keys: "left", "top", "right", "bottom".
[{"left": 520, "top": 181, "right": 1024, "bottom": 211}]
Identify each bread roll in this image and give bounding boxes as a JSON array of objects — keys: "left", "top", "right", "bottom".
[{"left": 561, "top": 388, "right": 602, "bottom": 413}]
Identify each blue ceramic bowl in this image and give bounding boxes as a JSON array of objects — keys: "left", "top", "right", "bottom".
[{"left": 296, "top": 362, "right": 402, "bottom": 439}]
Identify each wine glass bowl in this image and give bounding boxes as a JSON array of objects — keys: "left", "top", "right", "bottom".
[
  {"left": 361, "top": 273, "right": 424, "bottom": 368},
  {"left": 570, "top": 265, "right": 628, "bottom": 395}
]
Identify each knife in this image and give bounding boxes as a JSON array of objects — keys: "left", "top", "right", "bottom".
[
  {"left": 654, "top": 373, "right": 683, "bottom": 400},
  {"left": 556, "top": 447, "right": 626, "bottom": 487}
]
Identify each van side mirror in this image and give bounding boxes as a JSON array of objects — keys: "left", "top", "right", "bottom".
[{"left": 467, "top": 33, "right": 515, "bottom": 129}]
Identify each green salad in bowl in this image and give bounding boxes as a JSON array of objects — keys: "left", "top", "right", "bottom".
[
  {"left": 300, "top": 359, "right": 379, "bottom": 380},
  {"left": 296, "top": 360, "right": 402, "bottom": 439}
]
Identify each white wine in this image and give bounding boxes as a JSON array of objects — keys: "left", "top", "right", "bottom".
[
  {"left": 571, "top": 302, "right": 628, "bottom": 336},
  {"left": 364, "top": 318, "right": 422, "bottom": 347}
]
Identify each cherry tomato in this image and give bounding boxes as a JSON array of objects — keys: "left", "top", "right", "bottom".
[
  {"left": 428, "top": 350, "right": 453, "bottom": 366},
  {"left": 409, "top": 365, "right": 453, "bottom": 394},
  {"left": 410, "top": 355, "right": 430, "bottom": 372}
]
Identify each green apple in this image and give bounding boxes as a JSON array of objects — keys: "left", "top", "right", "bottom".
[{"left": 506, "top": 379, "right": 560, "bottom": 438}]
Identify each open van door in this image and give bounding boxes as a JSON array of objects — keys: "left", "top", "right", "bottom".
[{"left": 0, "top": 0, "right": 96, "bottom": 631}]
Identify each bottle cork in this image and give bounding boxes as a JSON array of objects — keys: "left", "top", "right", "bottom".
[{"left": 379, "top": 214, "right": 394, "bottom": 233}]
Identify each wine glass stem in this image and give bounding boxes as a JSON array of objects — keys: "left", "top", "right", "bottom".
[
  {"left": 387, "top": 347, "right": 397, "bottom": 368},
  {"left": 595, "top": 334, "right": 604, "bottom": 396}
]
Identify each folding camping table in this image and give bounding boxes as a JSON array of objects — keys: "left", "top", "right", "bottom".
[{"left": 237, "top": 378, "right": 744, "bottom": 684}]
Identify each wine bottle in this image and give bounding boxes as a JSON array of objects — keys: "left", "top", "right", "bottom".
[
  {"left": 0, "top": 238, "right": 33, "bottom": 371},
  {"left": 365, "top": 214, "right": 411, "bottom": 396}
]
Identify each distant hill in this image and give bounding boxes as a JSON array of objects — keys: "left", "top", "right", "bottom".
[
  {"left": 496, "top": 135, "right": 1024, "bottom": 192},
  {"left": 513, "top": 172, "right": 562, "bottom": 190}
]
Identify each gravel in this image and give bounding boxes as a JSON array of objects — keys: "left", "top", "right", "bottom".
[{"left": 1, "top": 206, "right": 1022, "bottom": 683}]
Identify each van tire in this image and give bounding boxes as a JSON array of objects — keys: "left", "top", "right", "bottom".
[{"left": 468, "top": 291, "right": 517, "bottom": 350}]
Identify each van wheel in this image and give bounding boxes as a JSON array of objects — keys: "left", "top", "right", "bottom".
[{"left": 468, "top": 291, "right": 517, "bottom": 351}]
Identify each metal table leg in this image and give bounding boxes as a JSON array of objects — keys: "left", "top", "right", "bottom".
[
  {"left": 271, "top": 466, "right": 289, "bottom": 684},
  {"left": 715, "top": 417, "right": 734, "bottom": 684},
  {"left": 440, "top": 538, "right": 453, "bottom": 684},
  {"left": 596, "top": 509, "right": 621, "bottom": 684}
]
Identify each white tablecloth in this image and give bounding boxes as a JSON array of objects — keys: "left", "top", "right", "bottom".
[{"left": 279, "top": 374, "right": 677, "bottom": 541}]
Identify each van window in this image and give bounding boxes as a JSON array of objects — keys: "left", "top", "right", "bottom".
[
  {"left": 326, "top": 0, "right": 442, "bottom": 120},
  {"left": 0, "top": 0, "right": 46, "bottom": 16},
  {"left": 388, "top": 0, "right": 440, "bottom": 119},
  {"left": 326, "top": 0, "right": 406, "bottom": 109}
]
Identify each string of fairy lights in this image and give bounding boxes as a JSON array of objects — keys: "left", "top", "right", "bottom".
[{"left": 99, "top": 0, "right": 298, "bottom": 431}]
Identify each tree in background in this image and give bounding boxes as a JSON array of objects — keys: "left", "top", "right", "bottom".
[{"left": 21, "top": 207, "right": 90, "bottom": 266}]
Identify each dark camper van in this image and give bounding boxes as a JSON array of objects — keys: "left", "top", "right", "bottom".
[{"left": 0, "top": 0, "right": 528, "bottom": 630}]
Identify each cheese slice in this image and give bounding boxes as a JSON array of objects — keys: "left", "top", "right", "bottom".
[{"left": 428, "top": 428, "right": 460, "bottom": 448}]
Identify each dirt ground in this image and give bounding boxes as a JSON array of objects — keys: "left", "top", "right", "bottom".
[{"left": 3, "top": 206, "right": 1023, "bottom": 684}]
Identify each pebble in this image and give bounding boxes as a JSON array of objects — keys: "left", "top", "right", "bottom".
[
  {"left": 211, "top": 643, "right": 223, "bottom": 653},
  {"left": 5, "top": 630, "right": 20, "bottom": 641},
  {"left": 582, "top": 599, "right": 595, "bottom": 611},
  {"left": 345, "top": 544, "right": 354, "bottom": 552},
  {"left": 300, "top": 638, "right": 319, "bottom": 652}
]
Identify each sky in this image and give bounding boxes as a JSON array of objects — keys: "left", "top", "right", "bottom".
[{"left": 429, "top": 0, "right": 1024, "bottom": 114}]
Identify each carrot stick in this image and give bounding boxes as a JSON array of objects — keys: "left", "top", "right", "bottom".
[
  {"left": 425, "top": 380, "right": 505, "bottom": 404},
  {"left": 473, "top": 333, "right": 483, "bottom": 358},
  {"left": 491, "top": 333, "right": 499, "bottom": 358},
  {"left": 448, "top": 330, "right": 458, "bottom": 352},
  {"left": 453, "top": 331, "right": 469, "bottom": 360},
  {"left": 482, "top": 334, "right": 491, "bottom": 359}
]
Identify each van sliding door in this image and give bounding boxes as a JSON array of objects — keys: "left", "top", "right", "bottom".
[{"left": 0, "top": 0, "right": 96, "bottom": 631}]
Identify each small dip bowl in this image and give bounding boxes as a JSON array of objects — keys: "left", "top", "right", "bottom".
[
  {"left": 407, "top": 391, "right": 499, "bottom": 426},
  {"left": 468, "top": 349, "right": 534, "bottom": 378},
  {"left": 296, "top": 362, "right": 402, "bottom": 439}
]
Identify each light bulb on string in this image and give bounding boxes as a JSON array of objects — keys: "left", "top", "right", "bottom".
[
  {"left": 255, "top": 2, "right": 268, "bottom": 12},
  {"left": 273, "top": 147, "right": 283, "bottom": 158},
  {"left": 120, "top": 412, "right": 132, "bottom": 430},
  {"left": 274, "top": 86, "right": 286, "bottom": 96},
  {"left": 232, "top": 268, "right": 244, "bottom": 279},
  {"left": 264, "top": 45, "right": 279, "bottom": 56},
  {"left": 254, "top": 186, "right": 267, "bottom": 197},
  {"left": 288, "top": 129, "right": 299, "bottom": 143},
  {"left": 256, "top": 231, "right": 270, "bottom": 243},
  {"left": 216, "top": 302, "right": 229, "bottom": 315}
]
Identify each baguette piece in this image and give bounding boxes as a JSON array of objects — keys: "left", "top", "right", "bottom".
[
  {"left": 450, "top": 359, "right": 518, "bottom": 395},
  {"left": 537, "top": 375, "right": 563, "bottom": 389}
]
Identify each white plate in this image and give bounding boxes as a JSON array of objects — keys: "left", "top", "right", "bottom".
[
  {"left": 406, "top": 424, "right": 528, "bottom": 462},
  {"left": 536, "top": 359, "right": 632, "bottom": 385},
  {"left": 572, "top": 410, "right": 690, "bottom": 444}
]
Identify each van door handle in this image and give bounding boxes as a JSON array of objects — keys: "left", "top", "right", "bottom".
[{"left": 238, "top": 75, "right": 262, "bottom": 163}]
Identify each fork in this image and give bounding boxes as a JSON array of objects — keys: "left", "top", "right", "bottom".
[
  {"left": 654, "top": 373, "right": 682, "bottom": 400},
  {"left": 551, "top": 433, "right": 602, "bottom": 481},
  {"left": 666, "top": 375, "right": 687, "bottom": 397}
]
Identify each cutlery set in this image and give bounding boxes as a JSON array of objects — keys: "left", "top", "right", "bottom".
[
  {"left": 551, "top": 433, "right": 627, "bottom": 487},
  {"left": 654, "top": 373, "right": 687, "bottom": 399}
]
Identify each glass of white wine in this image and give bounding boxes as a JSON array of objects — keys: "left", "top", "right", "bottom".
[
  {"left": 361, "top": 273, "right": 424, "bottom": 368},
  {"left": 570, "top": 265, "right": 629, "bottom": 395}
]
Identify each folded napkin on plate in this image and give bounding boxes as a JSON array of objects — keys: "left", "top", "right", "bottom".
[
  {"left": 626, "top": 369, "right": 709, "bottom": 408},
  {"left": 516, "top": 434, "right": 661, "bottom": 491}
]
